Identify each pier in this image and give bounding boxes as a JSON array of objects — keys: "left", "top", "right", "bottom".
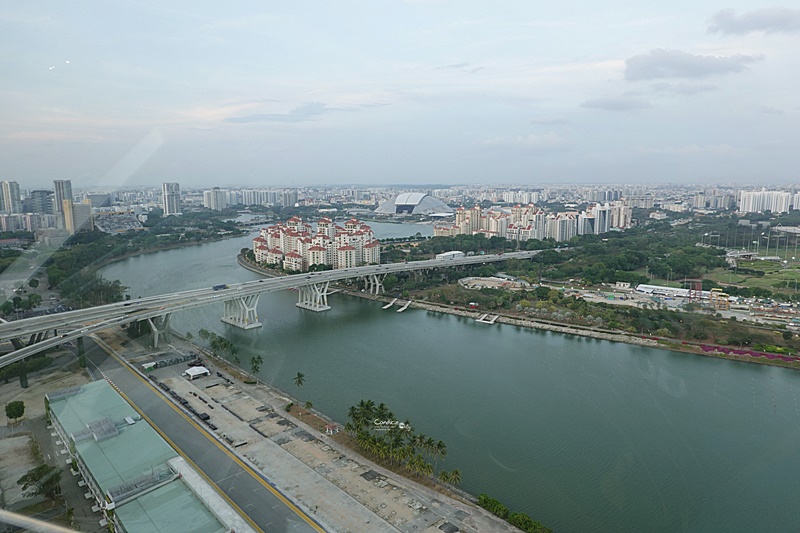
[
  {"left": 476, "top": 314, "right": 499, "bottom": 324},
  {"left": 396, "top": 301, "right": 412, "bottom": 313},
  {"left": 382, "top": 298, "right": 398, "bottom": 309}
]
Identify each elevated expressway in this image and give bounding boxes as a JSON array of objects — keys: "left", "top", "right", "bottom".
[{"left": 0, "top": 251, "right": 541, "bottom": 368}]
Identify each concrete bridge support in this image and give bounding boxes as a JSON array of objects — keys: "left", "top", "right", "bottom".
[
  {"left": 364, "top": 273, "right": 385, "bottom": 295},
  {"left": 147, "top": 313, "right": 172, "bottom": 348},
  {"left": 296, "top": 282, "right": 331, "bottom": 312},
  {"left": 221, "top": 294, "right": 262, "bottom": 329}
]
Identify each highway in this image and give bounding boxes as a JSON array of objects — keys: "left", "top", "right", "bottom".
[
  {"left": 84, "top": 337, "right": 323, "bottom": 533},
  {"left": 0, "top": 251, "right": 541, "bottom": 367}
]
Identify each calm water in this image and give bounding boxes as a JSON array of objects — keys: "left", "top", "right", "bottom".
[{"left": 100, "top": 232, "right": 800, "bottom": 532}]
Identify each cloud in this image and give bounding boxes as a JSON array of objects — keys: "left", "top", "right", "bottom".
[
  {"left": 435, "top": 62, "right": 471, "bottom": 70},
  {"left": 708, "top": 8, "right": 800, "bottom": 34},
  {"left": 434, "top": 62, "right": 483, "bottom": 74},
  {"left": 637, "top": 144, "right": 734, "bottom": 155},
  {"left": 624, "top": 49, "right": 761, "bottom": 81},
  {"left": 481, "top": 132, "right": 570, "bottom": 151},
  {"left": 756, "top": 105, "right": 786, "bottom": 114},
  {"left": 225, "top": 103, "right": 333, "bottom": 123},
  {"left": 581, "top": 95, "right": 652, "bottom": 111},
  {"left": 649, "top": 82, "right": 718, "bottom": 95},
  {"left": 529, "top": 117, "right": 570, "bottom": 125}
]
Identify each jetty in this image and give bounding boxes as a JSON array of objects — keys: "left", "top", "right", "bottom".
[
  {"left": 382, "top": 298, "right": 398, "bottom": 309},
  {"left": 397, "top": 300, "right": 412, "bottom": 313},
  {"left": 476, "top": 314, "right": 499, "bottom": 324}
]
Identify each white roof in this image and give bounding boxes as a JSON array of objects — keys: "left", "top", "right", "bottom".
[
  {"left": 184, "top": 366, "right": 210, "bottom": 377},
  {"left": 394, "top": 192, "right": 427, "bottom": 205}
]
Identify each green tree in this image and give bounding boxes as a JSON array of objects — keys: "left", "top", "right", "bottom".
[
  {"left": 185, "top": 331, "right": 193, "bottom": 342},
  {"left": 28, "top": 278, "right": 39, "bottom": 288},
  {"left": 293, "top": 372, "right": 305, "bottom": 396},
  {"left": 5, "top": 400, "right": 24, "bottom": 422},
  {"left": 249, "top": 355, "right": 263, "bottom": 380}
]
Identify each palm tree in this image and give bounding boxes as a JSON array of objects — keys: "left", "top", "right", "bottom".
[
  {"left": 293, "top": 372, "right": 305, "bottom": 399},
  {"left": 433, "top": 440, "right": 447, "bottom": 472},
  {"left": 420, "top": 460, "right": 434, "bottom": 478},
  {"left": 448, "top": 469, "right": 461, "bottom": 486},
  {"left": 185, "top": 331, "right": 193, "bottom": 342},
  {"left": 424, "top": 436, "right": 436, "bottom": 456},
  {"left": 248, "top": 355, "right": 263, "bottom": 380},
  {"left": 232, "top": 354, "right": 242, "bottom": 377},
  {"left": 198, "top": 328, "right": 210, "bottom": 342}
]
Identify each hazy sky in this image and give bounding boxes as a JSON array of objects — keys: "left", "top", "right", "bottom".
[{"left": 2, "top": 1, "right": 799, "bottom": 189}]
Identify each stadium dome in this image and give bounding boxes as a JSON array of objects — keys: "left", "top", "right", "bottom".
[{"left": 375, "top": 192, "right": 454, "bottom": 216}]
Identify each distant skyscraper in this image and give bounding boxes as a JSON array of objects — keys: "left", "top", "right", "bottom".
[
  {"left": 63, "top": 199, "right": 93, "bottom": 235},
  {"left": 53, "top": 180, "right": 73, "bottom": 214},
  {"left": 162, "top": 182, "right": 182, "bottom": 215},
  {"left": 28, "top": 190, "right": 54, "bottom": 214},
  {"left": 0, "top": 181, "right": 22, "bottom": 213},
  {"left": 203, "top": 188, "right": 227, "bottom": 211},
  {"left": 281, "top": 190, "right": 298, "bottom": 208}
]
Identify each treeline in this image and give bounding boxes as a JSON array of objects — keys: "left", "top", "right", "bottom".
[
  {"left": 477, "top": 494, "right": 551, "bottom": 533},
  {"left": 345, "top": 400, "right": 461, "bottom": 485},
  {"left": 44, "top": 209, "right": 248, "bottom": 308}
]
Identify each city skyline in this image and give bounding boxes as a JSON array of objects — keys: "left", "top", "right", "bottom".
[{"left": 2, "top": 2, "right": 799, "bottom": 188}]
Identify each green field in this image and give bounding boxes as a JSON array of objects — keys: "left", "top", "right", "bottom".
[{"left": 706, "top": 261, "right": 800, "bottom": 294}]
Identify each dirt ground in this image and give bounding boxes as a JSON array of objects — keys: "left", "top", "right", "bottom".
[
  {"left": 0, "top": 356, "right": 92, "bottom": 426},
  {"left": 0, "top": 434, "right": 38, "bottom": 510}
]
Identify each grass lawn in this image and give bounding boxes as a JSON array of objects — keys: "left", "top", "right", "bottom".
[{"left": 706, "top": 263, "right": 800, "bottom": 295}]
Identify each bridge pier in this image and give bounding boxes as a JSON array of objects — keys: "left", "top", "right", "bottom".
[
  {"left": 221, "top": 294, "right": 262, "bottom": 329},
  {"left": 296, "top": 282, "right": 331, "bottom": 312},
  {"left": 364, "top": 273, "right": 385, "bottom": 295},
  {"left": 146, "top": 313, "right": 172, "bottom": 348}
]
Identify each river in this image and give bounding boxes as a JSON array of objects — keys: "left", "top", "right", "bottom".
[{"left": 99, "top": 227, "right": 800, "bottom": 532}]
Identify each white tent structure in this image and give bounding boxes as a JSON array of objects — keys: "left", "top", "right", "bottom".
[{"left": 183, "top": 366, "right": 210, "bottom": 380}]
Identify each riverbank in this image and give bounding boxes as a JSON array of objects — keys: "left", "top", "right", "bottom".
[
  {"left": 90, "top": 232, "right": 250, "bottom": 274},
  {"left": 341, "top": 289, "right": 800, "bottom": 371},
  {"left": 144, "top": 330, "right": 521, "bottom": 533},
  {"left": 233, "top": 254, "right": 800, "bottom": 370}
]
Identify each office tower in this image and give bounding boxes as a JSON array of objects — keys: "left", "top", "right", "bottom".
[{"left": 53, "top": 180, "right": 73, "bottom": 214}]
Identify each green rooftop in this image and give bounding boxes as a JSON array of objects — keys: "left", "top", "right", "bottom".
[
  {"left": 115, "top": 479, "right": 225, "bottom": 533},
  {"left": 48, "top": 381, "right": 226, "bottom": 533},
  {"left": 49, "top": 380, "right": 177, "bottom": 494}
]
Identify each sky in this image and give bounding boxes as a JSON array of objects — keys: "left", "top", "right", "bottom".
[{"left": 2, "top": 1, "right": 799, "bottom": 189}]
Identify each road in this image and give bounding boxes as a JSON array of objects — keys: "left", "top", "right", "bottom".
[{"left": 83, "top": 338, "right": 324, "bottom": 533}]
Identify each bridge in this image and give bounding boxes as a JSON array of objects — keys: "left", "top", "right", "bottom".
[{"left": 0, "top": 251, "right": 542, "bottom": 368}]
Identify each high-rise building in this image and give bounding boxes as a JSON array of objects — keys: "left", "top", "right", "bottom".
[
  {"left": 203, "top": 188, "right": 228, "bottom": 211},
  {"left": 281, "top": 190, "right": 298, "bottom": 208},
  {"left": 53, "top": 180, "right": 73, "bottom": 214},
  {"left": 63, "top": 199, "right": 93, "bottom": 235},
  {"left": 0, "top": 181, "right": 22, "bottom": 213},
  {"left": 162, "top": 182, "right": 182, "bottom": 215},
  {"left": 27, "top": 190, "right": 54, "bottom": 214}
]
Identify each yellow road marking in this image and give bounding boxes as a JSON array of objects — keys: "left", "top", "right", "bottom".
[{"left": 95, "top": 340, "right": 325, "bottom": 533}]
